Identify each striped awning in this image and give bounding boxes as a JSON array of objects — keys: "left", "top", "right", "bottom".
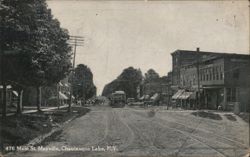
[
  {"left": 58, "top": 82, "right": 63, "bottom": 86},
  {"left": 144, "top": 95, "right": 150, "bottom": 100},
  {"left": 150, "top": 93, "right": 159, "bottom": 100},
  {"left": 178, "top": 92, "right": 193, "bottom": 100},
  {"left": 59, "top": 92, "right": 68, "bottom": 100},
  {"left": 172, "top": 90, "right": 185, "bottom": 99},
  {"left": 139, "top": 95, "right": 145, "bottom": 100},
  {"left": 12, "top": 91, "right": 19, "bottom": 96}
]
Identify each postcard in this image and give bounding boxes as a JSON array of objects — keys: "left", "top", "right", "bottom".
[{"left": 0, "top": 0, "right": 249, "bottom": 157}]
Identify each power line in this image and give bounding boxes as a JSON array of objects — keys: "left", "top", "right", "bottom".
[
  {"left": 67, "top": 35, "right": 84, "bottom": 112},
  {"left": 68, "top": 36, "right": 84, "bottom": 69}
]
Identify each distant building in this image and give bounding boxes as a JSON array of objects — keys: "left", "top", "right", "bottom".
[
  {"left": 139, "top": 75, "right": 172, "bottom": 105},
  {"left": 0, "top": 85, "right": 18, "bottom": 109},
  {"left": 171, "top": 49, "right": 250, "bottom": 111},
  {"left": 23, "top": 77, "right": 71, "bottom": 107}
]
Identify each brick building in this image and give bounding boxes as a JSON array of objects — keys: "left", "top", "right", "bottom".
[{"left": 171, "top": 49, "right": 250, "bottom": 111}]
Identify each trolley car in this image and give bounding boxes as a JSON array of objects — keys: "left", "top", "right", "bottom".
[{"left": 110, "top": 91, "right": 126, "bottom": 107}]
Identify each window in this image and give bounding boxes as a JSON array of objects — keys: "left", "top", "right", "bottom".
[
  {"left": 216, "top": 73, "right": 219, "bottom": 80},
  {"left": 232, "top": 88, "right": 236, "bottom": 102},
  {"left": 227, "top": 88, "right": 237, "bottom": 102},
  {"left": 220, "top": 72, "right": 224, "bottom": 80},
  {"left": 226, "top": 88, "right": 231, "bottom": 101},
  {"left": 233, "top": 69, "right": 240, "bottom": 79},
  {"left": 212, "top": 67, "right": 215, "bottom": 80},
  {"left": 209, "top": 68, "right": 212, "bottom": 81},
  {"left": 220, "top": 66, "right": 223, "bottom": 72}
]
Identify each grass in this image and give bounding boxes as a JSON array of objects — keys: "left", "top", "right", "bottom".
[
  {"left": 191, "top": 111, "right": 222, "bottom": 120},
  {"left": 224, "top": 114, "right": 237, "bottom": 121},
  {"left": 0, "top": 106, "right": 90, "bottom": 154}
]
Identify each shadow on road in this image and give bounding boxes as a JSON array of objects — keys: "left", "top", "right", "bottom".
[
  {"left": 224, "top": 114, "right": 237, "bottom": 121},
  {"left": 191, "top": 111, "right": 222, "bottom": 120}
]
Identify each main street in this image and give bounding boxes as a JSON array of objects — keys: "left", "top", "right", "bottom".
[{"left": 8, "top": 104, "right": 249, "bottom": 157}]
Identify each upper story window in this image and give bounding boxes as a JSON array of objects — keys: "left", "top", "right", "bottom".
[
  {"left": 216, "top": 72, "right": 219, "bottom": 80},
  {"left": 209, "top": 68, "right": 212, "bottom": 81},
  {"left": 233, "top": 69, "right": 240, "bottom": 79},
  {"left": 212, "top": 67, "right": 215, "bottom": 80},
  {"left": 220, "top": 72, "right": 224, "bottom": 80}
]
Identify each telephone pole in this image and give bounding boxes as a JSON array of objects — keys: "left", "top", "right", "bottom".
[
  {"left": 0, "top": 16, "right": 7, "bottom": 119},
  {"left": 68, "top": 35, "right": 84, "bottom": 112},
  {"left": 196, "top": 47, "right": 201, "bottom": 109},
  {"left": 0, "top": 41, "right": 6, "bottom": 119}
]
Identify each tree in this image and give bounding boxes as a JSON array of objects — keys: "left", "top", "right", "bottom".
[
  {"left": 145, "top": 69, "right": 160, "bottom": 82},
  {"left": 102, "top": 67, "right": 143, "bottom": 98},
  {"left": 0, "top": 0, "right": 72, "bottom": 114},
  {"left": 71, "top": 64, "right": 96, "bottom": 103}
]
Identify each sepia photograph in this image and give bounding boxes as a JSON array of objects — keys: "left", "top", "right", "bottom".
[{"left": 0, "top": 0, "right": 249, "bottom": 157}]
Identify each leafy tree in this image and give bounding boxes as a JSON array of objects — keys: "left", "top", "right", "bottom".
[
  {"left": 145, "top": 69, "right": 160, "bottom": 82},
  {"left": 0, "top": 0, "right": 72, "bottom": 114},
  {"left": 71, "top": 64, "right": 96, "bottom": 103},
  {"left": 102, "top": 67, "right": 143, "bottom": 98}
]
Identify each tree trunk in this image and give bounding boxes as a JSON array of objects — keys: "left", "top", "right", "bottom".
[
  {"left": 57, "top": 83, "right": 60, "bottom": 109},
  {"left": 16, "top": 90, "right": 23, "bottom": 115},
  {"left": 68, "top": 92, "right": 72, "bottom": 112},
  {"left": 36, "top": 86, "right": 41, "bottom": 111},
  {"left": 2, "top": 84, "right": 7, "bottom": 119}
]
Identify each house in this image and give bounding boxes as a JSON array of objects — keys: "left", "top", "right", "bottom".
[
  {"left": 0, "top": 85, "right": 19, "bottom": 111},
  {"left": 23, "top": 77, "right": 71, "bottom": 107}
]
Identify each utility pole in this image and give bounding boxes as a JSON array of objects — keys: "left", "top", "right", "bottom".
[
  {"left": 68, "top": 35, "right": 84, "bottom": 112},
  {"left": 0, "top": 16, "right": 7, "bottom": 119},
  {"left": 196, "top": 47, "right": 201, "bottom": 109},
  {"left": 0, "top": 44, "right": 6, "bottom": 119}
]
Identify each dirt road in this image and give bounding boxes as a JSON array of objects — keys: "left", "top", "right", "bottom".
[{"left": 7, "top": 106, "right": 249, "bottom": 157}]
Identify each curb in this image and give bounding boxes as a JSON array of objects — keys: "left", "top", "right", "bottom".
[
  {"left": 26, "top": 114, "right": 78, "bottom": 146},
  {"left": 4, "top": 115, "right": 79, "bottom": 157}
]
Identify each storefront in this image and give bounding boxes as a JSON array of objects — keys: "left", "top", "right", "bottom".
[{"left": 172, "top": 90, "right": 196, "bottom": 109}]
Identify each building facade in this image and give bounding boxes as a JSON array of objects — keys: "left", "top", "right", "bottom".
[
  {"left": 171, "top": 49, "right": 250, "bottom": 112},
  {"left": 139, "top": 76, "right": 172, "bottom": 105}
]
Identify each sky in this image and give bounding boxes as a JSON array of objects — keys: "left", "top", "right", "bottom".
[{"left": 47, "top": 0, "right": 249, "bottom": 95}]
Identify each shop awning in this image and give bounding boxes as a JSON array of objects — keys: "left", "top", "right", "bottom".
[
  {"left": 139, "top": 95, "right": 145, "bottom": 100},
  {"left": 0, "top": 85, "right": 12, "bottom": 89},
  {"left": 58, "top": 82, "right": 63, "bottom": 86},
  {"left": 12, "top": 91, "right": 19, "bottom": 97},
  {"left": 59, "top": 92, "right": 68, "bottom": 100},
  {"left": 178, "top": 92, "right": 193, "bottom": 100},
  {"left": 189, "top": 92, "right": 196, "bottom": 99},
  {"left": 144, "top": 95, "right": 150, "bottom": 100},
  {"left": 150, "top": 93, "right": 159, "bottom": 100},
  {"left": 172, "top": 90, "right": 184, "bottom": 99}
]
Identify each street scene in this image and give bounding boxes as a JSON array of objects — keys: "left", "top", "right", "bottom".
[
  {"left": 0, "top": 0, "right": 250, "bottom": 157},
  {"left": 5, "top": 98, "right": 250, "bottom": 157}
]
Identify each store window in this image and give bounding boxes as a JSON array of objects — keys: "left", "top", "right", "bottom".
[{"left": 227, "top": 88, "right": 236, "bottom": 102}]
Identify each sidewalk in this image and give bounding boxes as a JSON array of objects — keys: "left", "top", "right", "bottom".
[{"left": 1, "top": 105, "right": 69, "bottom": 117}]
